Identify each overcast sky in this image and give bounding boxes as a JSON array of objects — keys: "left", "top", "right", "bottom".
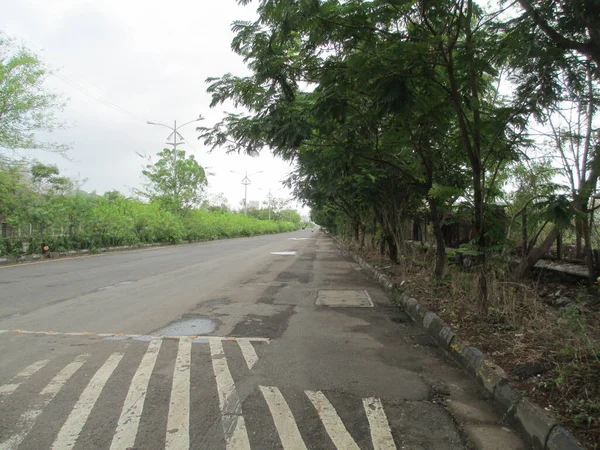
[{"left": 1, "top": 0, "right": 303, "bottom": 212}]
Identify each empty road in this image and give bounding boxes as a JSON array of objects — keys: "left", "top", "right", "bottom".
[{"left": 0, "top": 230, "right": 526, "bottom": 449}]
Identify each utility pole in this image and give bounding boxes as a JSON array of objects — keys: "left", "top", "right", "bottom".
[
  {"left": 147, "top": 116, "right": 203, "bottom": 201},
  {"left": 266, "top": 189, "right": 274, "bottom": 221},
  {"left": 231, "top": 170, "right": 263, "bottom": 215},
  {"left": 241, "top": 171, "right": 251, "bottom": 215}
]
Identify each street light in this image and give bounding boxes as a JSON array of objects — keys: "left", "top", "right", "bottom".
[
  {"left": 230, "top": 170, "right": 263, "bottom": 215},
  {"left": 258, "top": 187, "right": 283, "bottom": 221},
  {"left": 146, "top": 116, "right": 203, "bottom": 198}
]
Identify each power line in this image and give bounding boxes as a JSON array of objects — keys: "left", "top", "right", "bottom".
[
  {"left": 52, "top": 72, "right": 151, "bottom": 124},
  {"left": 12, "top": 33, "right": 153, "bottom": 124}
]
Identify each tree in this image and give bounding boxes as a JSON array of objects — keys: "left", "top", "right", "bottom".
[
  {"left": 514, "top": 0, "right": 600, "bottom": 70},
  {"left": 0, "top": 34, "right": 68, "bottom": 152},
  {"left": 138, "top": 148, "right": 208, "bottom": 213}
]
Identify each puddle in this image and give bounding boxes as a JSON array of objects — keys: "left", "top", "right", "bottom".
[
  {"left": 271, "top": 251, "right": 297, "bottom": 256},
  {"left": 152, "top": 316, "right": 217, "bottom": 336}
]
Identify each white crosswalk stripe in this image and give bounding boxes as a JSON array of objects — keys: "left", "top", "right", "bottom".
[
  {"left": 111, "top": 339, "right": 162, "bottom": 450},
  {"left": 0, "top": 337, "right": 399, "bottom": 450},
  {"left": 363, "top": 397, "right": 397, "bottom": 450},
  {"left": 51, "top": 352, "right": 124, "bottom": 450},
  {"left": 210, "top": 338, "right": 251, "bottom": 450},
  {"left": 260, "top": 386, "right": 308, "bottom": 450},
  {"left": 237, "top": 339, "right": 259, "bottom": 370},
  {"left": 306, "top": 390, "right": 361, "bottom": 450},
  {"left": 165, "top": 338, "right": 191, "bottom": 450},
  {"left": 0, "top": 359, "right": 49, "bottom": 397},
  {"left": 0, "top": 354, "right": 88, "bottom": 450}
]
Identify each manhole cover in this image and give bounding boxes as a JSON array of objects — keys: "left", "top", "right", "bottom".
[{"left": 315, "top": 290, "right": 373, "bottom": 307}]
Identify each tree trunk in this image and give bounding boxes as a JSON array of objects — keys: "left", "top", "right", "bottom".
[
  {"left": 512, "top": 227, "right": 559, "bottom": 280},
  {"left": 360, "top": 223, "right": 366, "bottom": 248},
  {"left": 522, "top": 207, "right": 528, "bottom": 255},
  {"left": 582, "top": 210, "right": 596, "bottom": 286},
  {"left": 429, "top": 197, "right": 446, "bottom": 280},
  {"left": 576, "top": 223, "right": 583, "bottom": 259},
  {"left": 574, "top": 198, "right": 583, "bottom": 259},
  {"left": 387, "top": 234, "right": 399, "bottom": 263}
]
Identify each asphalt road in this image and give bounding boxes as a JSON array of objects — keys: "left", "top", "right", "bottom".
[{"left": 0, "top": 230, "right": 526, "bottom": 449}]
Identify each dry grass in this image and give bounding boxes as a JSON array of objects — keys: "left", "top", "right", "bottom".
[{"left": 351, "top": 242, "right": 600, "bottom": 449}]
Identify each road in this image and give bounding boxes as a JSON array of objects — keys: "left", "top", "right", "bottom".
[{"left": 0, "top": 230, "right": 526, "bottom": 449}]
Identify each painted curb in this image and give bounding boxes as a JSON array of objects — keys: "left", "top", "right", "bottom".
[{"left": 334, "top": 239, "right": 586, "bottom": 450}]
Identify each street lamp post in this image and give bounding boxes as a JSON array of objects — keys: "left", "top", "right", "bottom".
[
  {"left": 266, "top": 189, "right": 274, "bottom": 221},
  {"left": 231, "top": 170, "right": 263, "bottom": 215},
  {"left": 146, "top": 116, "right": 203, "bottom": 198}
]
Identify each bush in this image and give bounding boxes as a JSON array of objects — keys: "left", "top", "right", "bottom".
[{"left": 3, "top": 195, "right": 300, "bottom": 254}]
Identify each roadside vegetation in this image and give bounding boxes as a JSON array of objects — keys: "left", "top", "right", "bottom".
[
  {"left": 0, "top": 159, "right": 300, "bottom": 257},
  {"left": 0, "top": 36, "right": 300, "bottom": 258},
  {"left": 197, "top": 0, "right": 600, "bottom": 446}
]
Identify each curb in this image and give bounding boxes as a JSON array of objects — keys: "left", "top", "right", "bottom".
[{"left": 335, "top": 240, "right": 586, "bottom": 450}]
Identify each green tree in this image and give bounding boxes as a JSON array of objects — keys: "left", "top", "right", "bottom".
[
  {"left": 0, "top": 34, "right": 67, "bottom": 152},
  {"left": 138, "top": 148, "right": 208, "bottom": 213}
]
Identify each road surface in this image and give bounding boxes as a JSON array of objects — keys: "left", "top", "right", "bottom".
[{"left": 0, "top": 230, "right": 525, "bottom": 449}]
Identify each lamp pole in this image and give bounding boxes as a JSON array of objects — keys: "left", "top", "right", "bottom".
[
  {"left": 266, "top": 189, "right": 274, "bottom": 221},
  {"left": 146, "top": 116, "right": 203, "bottom": 199},
  {"left": 231, "top": 170, "right": 263, "bottom": 215}
]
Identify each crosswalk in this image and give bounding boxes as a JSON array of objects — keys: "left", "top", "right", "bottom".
[{"left": 0, "top": 336, "right": 398, "bottom": 449}]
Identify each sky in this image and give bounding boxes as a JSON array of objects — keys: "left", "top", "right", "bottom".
[{"left": 1, "top": 0, "right": 304, "bottom": 213}]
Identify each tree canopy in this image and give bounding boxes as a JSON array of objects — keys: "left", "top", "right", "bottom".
[{"left": 0, "top": 34, "right": 67, "bottom": 153}]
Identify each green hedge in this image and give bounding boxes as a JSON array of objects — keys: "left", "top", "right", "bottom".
[{"left": 2, "top": 199, "right": 299, "bottom": 256}]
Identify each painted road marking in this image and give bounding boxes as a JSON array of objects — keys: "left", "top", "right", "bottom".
[
  {"left": 305, "top": 390, "right": 360, "bottom": 450},
  {"left": 210, "top": 338, "right": 250, "bottom": 450},
  {"left": 0, "top": 355, "right": 88, "bottom": 450},
  {"left": 237, "top": 339, "right": 259, "bottom": 370},
  {"left": 270, "top": 251, "right": 297, "bottom": 255},
  {"left": 111, "top": 339, "right": 162, "bottom": 450},
  {"left": 52, "top": 352, "right": 124, "bottom": 450},
  {"left": 1, "top": 329, "right": 269, "bottom": 342},
  {"left": 165, "top": 338, "right": 191, "bottom": 450},
  {"left": 260, "top": 386, "right": 308, "bottom": 450},
  {"left": 0, "top": 359, "right": 49, "bottom": 397},
  {"left": 363, "top": 397, "right": 396, "bottom": 450},
  {"left": 0, "top": 343, "right": 399, "bottom": 450}
]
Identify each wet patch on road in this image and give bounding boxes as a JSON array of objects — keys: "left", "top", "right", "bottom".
[
  {"left": 230, "top": 306, "right": 295, "bottom": 339},
  {"left": 275, "top": 271, "right": 312, "bottom": 284},
  {"left": 197, "top": 298, "right": 232, "bottom": 308},
  {"left": 152, "top": 314, "right": 218, "bottom": 336},
  {"left": 256, "top": 284, "right": 287, "bottom": 305}
]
